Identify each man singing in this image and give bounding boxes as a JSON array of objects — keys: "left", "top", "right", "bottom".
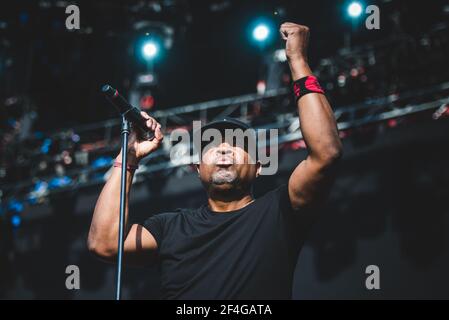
[{"left": 88, "top": 23, "right": 342, "bottom": 299}]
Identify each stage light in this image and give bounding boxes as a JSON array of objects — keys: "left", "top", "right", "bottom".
[
  {"left": 40, "top": 138, "right": 52, "bottom": 154},
  {"left": 142, "top": 41, "right": 159, "bottom": 60},
  {"left": 48, "top": 176, "right": 72, "bottom": 189},
  {"left": 91, "top": 156, "right": 113, "bottom": 169},
  {"left": 338, "top": 74, "right": 347, "bottom": 87},
  {"left": 137, "top": 73, "right": 155, "bottom": 84},
  {"left": 72, "top": 134, "right": 80, "bottom": 143},
  {"left": 28, "top": 181, "right": 49, "bottom": 204},
  {"left": 7, "top": 199, "right": 23, "bottom": 228},
  {"left": 8, "top": 199, "right": 24, "bottom": 213},
  {"left": 348, "top": 2, "right": 363, "bottom": 18},
  {"left": 257, "top": 80, "right": 266, "bottom": 95},
  {"left": 253, "top": 24, "right": 270, "bottom": 42},
  {"left": 273, "top": 49, "right": 287, "bottom": 62},
  {"left": 140, "top": 95, "right": 155, "bottom": 110},
  {"left": 11, "top": 214, "right": 21, "bottom": 228}
]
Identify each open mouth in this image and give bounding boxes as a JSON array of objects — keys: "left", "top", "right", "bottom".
[
  {"left": 216, "top": 163, "right": 233, "bottom": 169},
  {"left": 215, "top": 157, "right": 234, "bottom": 167}
]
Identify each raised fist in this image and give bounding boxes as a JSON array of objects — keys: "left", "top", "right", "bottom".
[{"left": 279, "top": 22, "right": 310, "bottom": 63}]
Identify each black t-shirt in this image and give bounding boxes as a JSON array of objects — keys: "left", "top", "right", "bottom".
[{"left": 142, "top": 184, "right": 312, "bottom": 300}]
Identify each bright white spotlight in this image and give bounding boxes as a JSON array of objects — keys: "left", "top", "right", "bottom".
[
  {"left": 348, "top": 2, "right": 363, "bottom": 18},
  {"left": 273, "top": 49, "right": 287, "bottom": 62},
  {"left": 253, "top": 24, "right": 270, "bottom": 42},
  {"left": 142, "top": 41, "right": 158, "bottom": 59}
]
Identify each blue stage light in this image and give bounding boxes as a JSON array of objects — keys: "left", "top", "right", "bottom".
[
  {"left": 11, "top": 214, "right": 21, "bottom": 228},
  {"left": 253, "top": 24, "right": 270, "bottom": 42},
  {"left": 142, "top": 41, "right": 159, "bottom": 60},
  {"left": 348, "top": 2, "right": 363, "bottom": 18}
]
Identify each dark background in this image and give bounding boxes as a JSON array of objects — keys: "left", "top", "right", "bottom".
[
  {"left": 1, "top": 0, "right": 445, "bottom": 129},
  {"left": 3, "top": 118, "right": 449, "bottom": 299},
  {"left": 1, "top": 0, "right": 449, "bottom": 299}
]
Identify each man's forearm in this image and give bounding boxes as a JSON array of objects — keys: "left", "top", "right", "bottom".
[
  {"left": 290, "top": 59, "right": 342, "bottom": 164},
  {"left": 87, "top": 154, "right": 135, "bottom": 257},
  {"left": 289, "top": 58, "right": 313, "bottom": 80}
]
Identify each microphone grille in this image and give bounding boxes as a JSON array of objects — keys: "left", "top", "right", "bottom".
[{"left": 101, "top": 84, "right": 111, "bottom": 93}]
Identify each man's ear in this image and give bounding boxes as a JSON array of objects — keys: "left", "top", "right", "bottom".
[{"left": 256, "top": 161, "right": 262, "bottom": 178}]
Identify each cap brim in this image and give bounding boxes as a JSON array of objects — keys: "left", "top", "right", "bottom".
[
  {"left": 199, "top": 119, "right": 250, "bottom": 133},
  {"left": 192, "top": 119, "right": 257, "bottom": 159}
]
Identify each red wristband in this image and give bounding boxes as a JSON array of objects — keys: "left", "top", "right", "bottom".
[
  {"left": 293, "top": 75, "right": 325, "bottom": 102},
  {"left": 113, "top": 161, "right": 139, "bottom": 172}
]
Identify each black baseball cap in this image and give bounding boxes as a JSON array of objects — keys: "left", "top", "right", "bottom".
[
  {"left": 199, "top": 117, "right": 251, "bottom": 133},
  {"left": 193, "top": 117, "right": 257, "bottom": 156}
]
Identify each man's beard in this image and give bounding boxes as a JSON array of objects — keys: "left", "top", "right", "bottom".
[{"left": 210, "top": 167, "right": 238, "bottom": 185}]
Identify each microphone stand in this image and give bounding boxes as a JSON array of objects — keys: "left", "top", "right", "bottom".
[
  {"left": 116, "top": 115, "right": 130, "bottom": 300},
  {"left": 101, "top": 84, "right": 152, "bottom": 299}
]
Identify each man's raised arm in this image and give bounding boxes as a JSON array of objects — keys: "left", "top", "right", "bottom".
[
  {"left": 280, "top": 22, "right": 343, "bottom": 210},
  {"left": 87, "top": 113, "right": 164, "bottom": 266}
]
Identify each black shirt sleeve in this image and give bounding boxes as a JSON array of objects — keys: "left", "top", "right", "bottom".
[
  {"left": 141, "top": 210, "right": 183, "bottom": 250},
  {"left": 276, "top": 183, "right": 298, "bottom": 216},
  {"left": 275, "top": 183, "right": 317, "bottom": 226},
  {"left": 142, "top": 214, "right": 166, "bottom": 249}
]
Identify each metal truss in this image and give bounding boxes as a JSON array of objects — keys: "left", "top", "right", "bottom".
[{"left": 1, "top": 82, "right": 448, "bottom": 210}]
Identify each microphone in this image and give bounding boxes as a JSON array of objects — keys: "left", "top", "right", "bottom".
[{"left": 102, "top": 84, "right": 154, "bottom": 140}]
